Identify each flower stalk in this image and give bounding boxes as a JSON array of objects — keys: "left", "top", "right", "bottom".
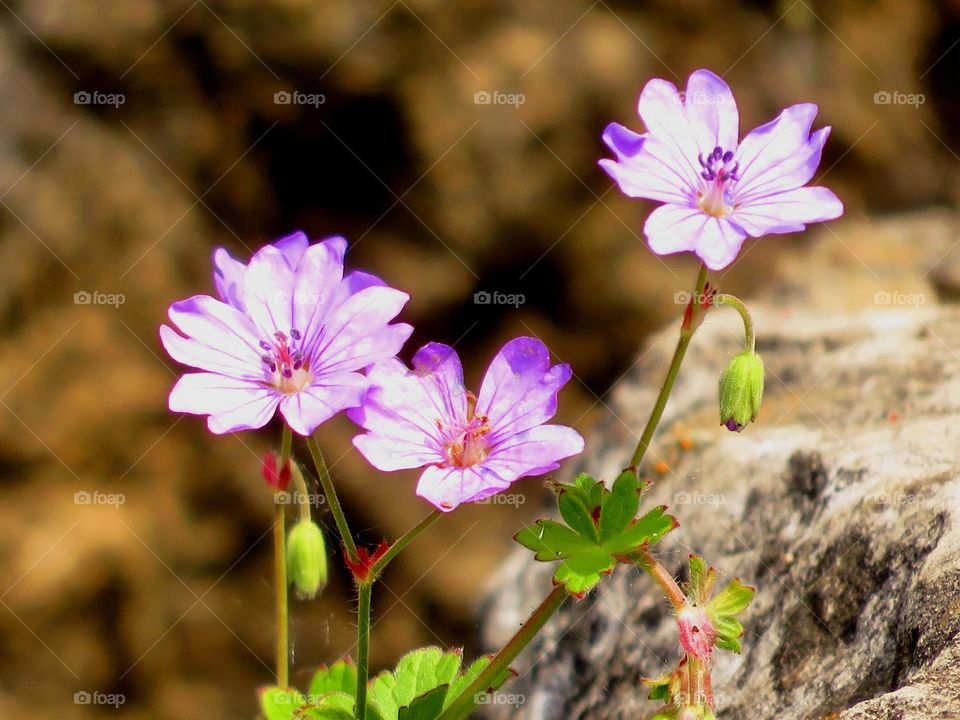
[
  {"left": 273, "top": 423, "right": 293, "bottom": 688},
  {"left": 355, "top": 581, "right": 372, "bottom": 720},
  {"left": 630, "top": 264, "right": 709, "bottom": 469},
  {"left": 368, "top": 510, "right": 442, "bottom": 580},
  {"left": 716, "top": 293, "right": 755, "bottom": 352},
  {"left": 306, "top": 434, "right": 359, "bottom": 563},
  {"left": 436, "top": 584, "right": 570, "bottom": 720},
  {"left": 636, "top": 548, "right": 686, "bottom": 611}
]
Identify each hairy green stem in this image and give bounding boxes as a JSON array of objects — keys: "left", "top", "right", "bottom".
[
  {"left": 436, "top": 585, "right": 570, "bottom": 720},
  {"left": 355, "top": 582, "right": 372, "bottom": 720},
  {"left": 716, "top": 293, "right": 755, "bottom": 352},
  {"left": 306, "top": 434, "right": 359, "bottom": 563},
  {"left": 629, "top": 264, "right": 709, "bottom": 469},
  {"left": 273, "top": 424, "right": 293, "bottom": 687},
  {"left": 637, "top": 549, "right": 686, "bottom": 610},
  {"left": 369, "top": 510, "right": 442, "bottom": 580}
]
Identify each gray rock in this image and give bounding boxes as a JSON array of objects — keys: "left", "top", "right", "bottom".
[{"left": 481, "top": 223, "right": 960, "bottom": 719}]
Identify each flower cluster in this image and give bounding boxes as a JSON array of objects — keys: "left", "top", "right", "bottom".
[
  {"left": 159, "top": 67, "right": 843, "bottom": 720},
  {"left": 162, "top": 232, "right": 583, "bottom": 511}
]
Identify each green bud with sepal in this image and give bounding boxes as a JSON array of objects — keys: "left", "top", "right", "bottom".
[
  {"left": 718, "top": 350, "right": 764, "bottom": 432},
  {"left": 286, "top": 519, "right": 327, "bottom": 600},
  {"left": 684, "top": 554, "right": 755, "bottom": 654}
]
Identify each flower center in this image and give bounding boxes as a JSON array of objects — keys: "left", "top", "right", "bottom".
[
  {"left": 696, "top": 145, "right": 739, "bottom": 217},
  {"left": 260, "top": 329, "right": 312, "bottom": 393},
  {"left": 440, "top": 393, "right": 491, "bottom": 468}
]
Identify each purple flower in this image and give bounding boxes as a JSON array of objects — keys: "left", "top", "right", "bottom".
[
  {"left": 160, "top": 232, "right": 413, "bottom": 435},
  {"left": 600, "top": 69, "right": 844, "bottom": 270},
  {"left": 349, "top": 338, "right": 584, "bottom": 512}
]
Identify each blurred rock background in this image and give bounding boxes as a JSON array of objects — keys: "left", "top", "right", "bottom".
[{"left": 0, "top": 0, "right": 958, "bottom": 718}]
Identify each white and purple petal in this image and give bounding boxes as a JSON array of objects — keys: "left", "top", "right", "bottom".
[
  {"left": 279, "top": 372, "right": 368, "bottom": 436},
  {"left": 169, "top": 372, "right": 280, "bottom": 434},
  {"left": 644, "top": 206, "right": 747, "bottom": 271},
  {"left": 213, "top": 248, "right": 247, "bottom": 310},
  {"left": 309, "top": 285, "right": 412, "bottom": 375},
  {"left": 416, "top": 464, "right": 511, "bottom": 512},
  {"left": 684, "top": 69, "right": 739, "bottom": 156},
  {"left": 475, "top": 337, "right": 572, "bottom": 444},
  {"left": 731, "top": 186, "right": 844, "bottom": 237},
  {"left": 160, "top": 295, "right": 264, "bottom": 379},
  {"left": 484, "top": 425, "right": 585, "bottom": 481},
  {"left": 348, "top": 355, "right": 456, "bottom": 451}
]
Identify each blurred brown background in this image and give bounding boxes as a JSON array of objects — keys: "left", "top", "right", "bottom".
[{"left": 1, "top": 0, "right": 959, "bottom": 718}]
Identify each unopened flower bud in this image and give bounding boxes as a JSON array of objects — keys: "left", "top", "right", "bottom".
[
  {"left": 676, "top": 605, "right": 717, "bottom": 663},
  {"left": 286, "top": 520, "right": 327, "bottom": 600},
  {"left": 262, "top": 451, "right": 291, "bottom": 491},
  {"left": 718, "top": 351, "right": 764, "bottom": 432}
]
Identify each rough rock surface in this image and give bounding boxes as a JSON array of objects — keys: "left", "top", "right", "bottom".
[{"left": 482, "top": 213, "right": 960, "bottom": 720}]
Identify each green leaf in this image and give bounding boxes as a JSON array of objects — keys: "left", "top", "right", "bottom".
[
  {"left": 516, "top": 475, "right": 676, "bottom": 595},
  {"left": 598, "top": 469, "right": 641, "bottom": 539},
  {"left": 444, "top": 657, "right": 487, "bottom": 706},
  {"left": 558, "top": 489, "right": 598, "bottom": 540},
  {"left": 708, "top": 578, "right": 754, "bottom": 617},
  {"left": 705, "top": 576, "right": 753, "bottom": 655},
  {"left": 300, "top": 692, "right": 358, "bottom": 720},
  {"left": 259, "top": 687, "right": 306, "bottom": 720},
  {"left": 713, "top": 615, "right": 745, "bottom": 653},
  {"left": 309, "top": 659, "right": 358, "bottom": 697},
  {"left": 442, "top": 656, "right": 513, "bottom": 713},
  {"left": 602, "top": 506, "right": 675, "bottom": 555},
  {"left": 368, "top": 647, "right": 462, "bottom": 720},
  {"left": 397, "top": 686, "right": 448, "bottom": 720},
  {"left": 651, "top": 710, "right": 679, "bottom": 720},
  {"left": 514, "top": 520, "right": 595, "bottom": 561},
  {"left": 572, "top": 473, "right": 600, "bottom": 498}
]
